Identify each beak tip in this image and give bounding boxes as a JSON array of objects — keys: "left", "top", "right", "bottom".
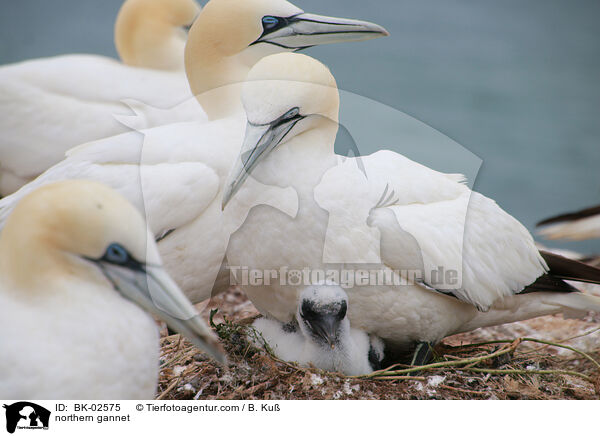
[{"left": 371, "top": 24, "right": 390, "bottom": 37}]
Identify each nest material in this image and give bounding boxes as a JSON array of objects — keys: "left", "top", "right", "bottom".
[{"left": 157, "top": 287, "right": 600, "bottom": 400}]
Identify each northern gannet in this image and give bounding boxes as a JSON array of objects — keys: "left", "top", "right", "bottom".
[
  {"left": 0, "top": 180, "right": 225, "bottom": 399},
  {"left": 0, "top": 0, "right": 388, "bottom": 304},
  {"left": 223, "top": 53, "right": 600, "bottom": 365},
  {"left": 538, "top": 204, "right": 600, "bottom": 241},
  {"left": 0, "top": 0, "right": 388, "bottom": 195},
  {"left": 253, "top": 284, "right": 384, "bottom": 376},
  {"left": 0, "top": 0, "right": 202, "bottom": 195}
]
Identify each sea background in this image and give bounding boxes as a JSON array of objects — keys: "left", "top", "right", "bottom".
[{"left": 1, "top": 0, "right": 598, "bottom": 254}]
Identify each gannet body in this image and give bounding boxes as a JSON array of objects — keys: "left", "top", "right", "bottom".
[
  {"left": 0, "top": 180, "right": 224, "bottom": 399},
  {"left": 0, "top": 0, "right": 203, "bottom": 195},
  {"left": 223, "top": 53, "right": 600, "bottom": 363},
  {"left": 253, "top": 284, "right": 384, "bottom": 376},
  {"left": 0, "top": 0, "right": 388, "bottom": 304}
]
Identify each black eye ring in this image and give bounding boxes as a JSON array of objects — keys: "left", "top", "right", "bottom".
[
  {"left": 103, "top": 243, "right": 129, "bottom": 265},
  {"left": 262, "top": 15, "right": 280, "bottom": 30},
  {"left": 284, "top": 107, "right": 299, "bottom": 120}
]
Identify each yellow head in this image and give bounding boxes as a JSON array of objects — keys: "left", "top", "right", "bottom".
[
  {"left": 222, "top": 53, "right": 340, "bottom": 207},
  {"left": 0, "top": 180, "right": 225, "bottom": 363},
  {"left": 184, "top": 0, "right": 387, "bottom": 119},
  {"left": 115, "top": 0, "right": 201, "bottom": 70}
]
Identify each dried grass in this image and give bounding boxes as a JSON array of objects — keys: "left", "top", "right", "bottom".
[{"left": 156, "top": 287, "right": 600, "bottom": 400}]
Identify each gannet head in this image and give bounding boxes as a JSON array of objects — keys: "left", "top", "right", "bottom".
[
  {"left": 297, "top": 283, "right": 349, "bottom": 350},
  {"left": 186, "top": 0, "right": 387, "bottom": 117},
  {"left": 0, "top": 180, "right": 226, "bottom": 364},
  {"left": 115, "top": 0, "right": 201, "bottom": 70},
  {"left": 222, "top": 53, "right": 338, "bottom": 208}
]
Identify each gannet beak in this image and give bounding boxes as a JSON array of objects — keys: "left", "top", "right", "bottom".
[
  {"left": 98, "top": 261, "right": 227, "bottom": 364},
  {"left": 306, "top": 313, "right": 340, "bottom": 350},
  {"left": 222, "top": 108, "right": 305, "bottom": 209},
  {"left": 252, "top": 13, "right": 389, "bottom": 50}
]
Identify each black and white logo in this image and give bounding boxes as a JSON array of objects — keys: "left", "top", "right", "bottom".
[{"left": 2, "top": 402, "right": 50, "bottom": 434}]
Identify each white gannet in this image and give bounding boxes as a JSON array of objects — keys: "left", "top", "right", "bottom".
[
  {"left": 0, "top": 180, "right": 225, "bottom": 400},
  {"left": 222, "top": 53, "right": 600, "bottom": 365},
  {"left": 0, "top": 0, "right": 388, "bottom": 304},
  {"left": 0, "top": 0, "right": 388, "bottom": 195},
  {"left": 253, "top": 283, "right": 384, "bottom": 376},
  {"left": 0, "top": 0, "right": 203, "bottom": 195},
  {"left": 538, "top": 204, "right": 600, "bottom": 241}
]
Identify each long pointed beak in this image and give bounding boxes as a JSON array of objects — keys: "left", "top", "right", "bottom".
[
  {"left": 101, "top": 263, "right": 227, "bottom": 364},
  {"left": 222, "top": 114, "right": 303, "bottom": 209},
  {"left": 254, "top": 13, "right": 389, "bottom": 50}
]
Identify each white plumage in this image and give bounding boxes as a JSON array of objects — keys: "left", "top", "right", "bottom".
[
  {"left": 0, "top": 0, "right": 388, "bottom": 304},
  {"left": 252, "top": 284, "right": 384, "bottom": 376},
  {"left": 0, "top": 0, "right": 203, "bottom": 195},
  {"left": 0, "top": 180, "right": 223, "bottom": 400},
  {"left": 223, "top": 53, "right": 600, "bottom": 356}
]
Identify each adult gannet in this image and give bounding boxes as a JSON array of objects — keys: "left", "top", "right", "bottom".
[
  {"left": 0, "top": 0, "right": 388, "bottom": 304},
  {"left": 0, "top": 0, "right": 203, "bottom": 195},
  {"left": 0, "top": 0, "right": 388, "bottom": 196},
  {"left": 223, "top": 53, "right": 600, "bottom": 365},
  {"left": 538, "top": 204, "right": 600, "bottom": 241},
  {"left": 0, "top": 180, "right": 225, "bottom": 399},
  {"left": 253, "top": 284, "right": 384, "bottom": 376}
]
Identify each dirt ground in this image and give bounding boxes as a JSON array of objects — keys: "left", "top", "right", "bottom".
[{"left": 157, "top": 283, "right": 600, "bottom": 400}]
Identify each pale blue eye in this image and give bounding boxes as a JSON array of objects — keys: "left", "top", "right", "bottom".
[
  {"left": 104, "top": 243, "right": 129, "bottom": 265},
  {"left": 262, "top": 16, "right": 279, "bottom": 29}
]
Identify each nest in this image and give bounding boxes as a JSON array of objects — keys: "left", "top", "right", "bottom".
[{"left": 157, "top": 288, "right": 600, "bottom": 400}]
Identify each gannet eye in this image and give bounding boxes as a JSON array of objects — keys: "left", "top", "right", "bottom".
[
  {"left": 337, "top": 300, "right": 347, "bottom": 320},
  {"left": 262, "top": 16, "right": 280, "bottom": 30},
  {"left": 103, "top": 243, "right": 130, "bottom": 265},
  {"left": 283, "top": 107, "right": 299, "bottom": 120}
]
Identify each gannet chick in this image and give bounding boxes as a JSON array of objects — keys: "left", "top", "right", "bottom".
[
  {"left": 253, "top": 284, "right": 384, "bottom": 376},
  {"left": 0, "top": 180, "right": 225, "bottom": 399},
  {"left": 224, "top": 53, "right": 600, "bottom": 366},
  {"left": 538, "top": 204, "right": 600, "bottom": 241}
]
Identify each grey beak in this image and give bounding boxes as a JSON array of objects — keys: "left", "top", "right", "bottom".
[
  {"left": 253, "top": 12, "right": 389, "bottom": 50},
  {"left": 306, "top": 313, "right": 340, "bottom": 349},
  {"left": 99, "top": 262, "right": 227, "bottom": 365},
  {"left": 222, "top": 109, "right": 304, "bottom": 209}
]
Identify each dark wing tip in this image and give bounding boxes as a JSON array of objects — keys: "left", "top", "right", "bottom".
[
  {"left": 540, "top": 250, "right": 600, "bottom": 285},
  {"left": 537, "top": 205, "right": 600, "bottom": 227}
]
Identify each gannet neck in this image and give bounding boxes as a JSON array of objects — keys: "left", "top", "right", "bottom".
[
  {"left": 185, "top": 0, "right": 299, "bottom": 119},
  {"left": 115, "top": 0, "right": 200, "bottom": 71}
]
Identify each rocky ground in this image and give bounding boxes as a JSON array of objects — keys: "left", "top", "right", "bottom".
[{"left": 157, "top": 284, "right": 600, "bottom": 400}]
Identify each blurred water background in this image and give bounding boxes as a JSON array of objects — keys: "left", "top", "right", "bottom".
[{"left": 1, "top": 0, "right": 598, "bottom": 253}]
